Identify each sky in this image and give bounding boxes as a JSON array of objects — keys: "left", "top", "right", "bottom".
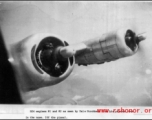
[{"left": 0, "top": 1, "right": 152, "bottom": 106}]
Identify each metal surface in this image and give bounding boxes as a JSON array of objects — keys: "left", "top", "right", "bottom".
[{"left": 0, "top": 1, "right": 151, "bottom": 106}]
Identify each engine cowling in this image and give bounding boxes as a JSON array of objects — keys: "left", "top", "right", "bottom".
[
  {"left": 58, "top": 27, "right": 146, "bottom": 66},
  {"left": 9, "top": 27, "right": 146, "bottom": 92},
  {"left": 10, "top": 33, "right": 75, "bottom": 91}
]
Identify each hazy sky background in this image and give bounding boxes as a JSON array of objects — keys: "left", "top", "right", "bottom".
[{"left": 1, "top": 1, "right": 152, "bottom": 106}]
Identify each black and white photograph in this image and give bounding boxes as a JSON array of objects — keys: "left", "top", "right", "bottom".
[{"left": 0, "top": 1, "right": 152, "bottom": 119}]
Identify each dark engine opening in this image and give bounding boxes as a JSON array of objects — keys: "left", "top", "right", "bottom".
[
  {"left": 125, "top": 29, "right": 137, "bottom": 51},
  {"left": 35, "top": 37, "right": 69, "bottom": 77}
]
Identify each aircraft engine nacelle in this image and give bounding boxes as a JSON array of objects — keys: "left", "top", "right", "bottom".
[
  {"left": 9, "top": 27, "right": 146, "bottom": 91},
  {"left": 59, "top": 27, "right": 146, "bottom": 66},
  {"left": 10, "top": 33, "right": 75, "bottom": 91},
  {"left": 76, "top": 28, "right": 144, "bottom": 65}
]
